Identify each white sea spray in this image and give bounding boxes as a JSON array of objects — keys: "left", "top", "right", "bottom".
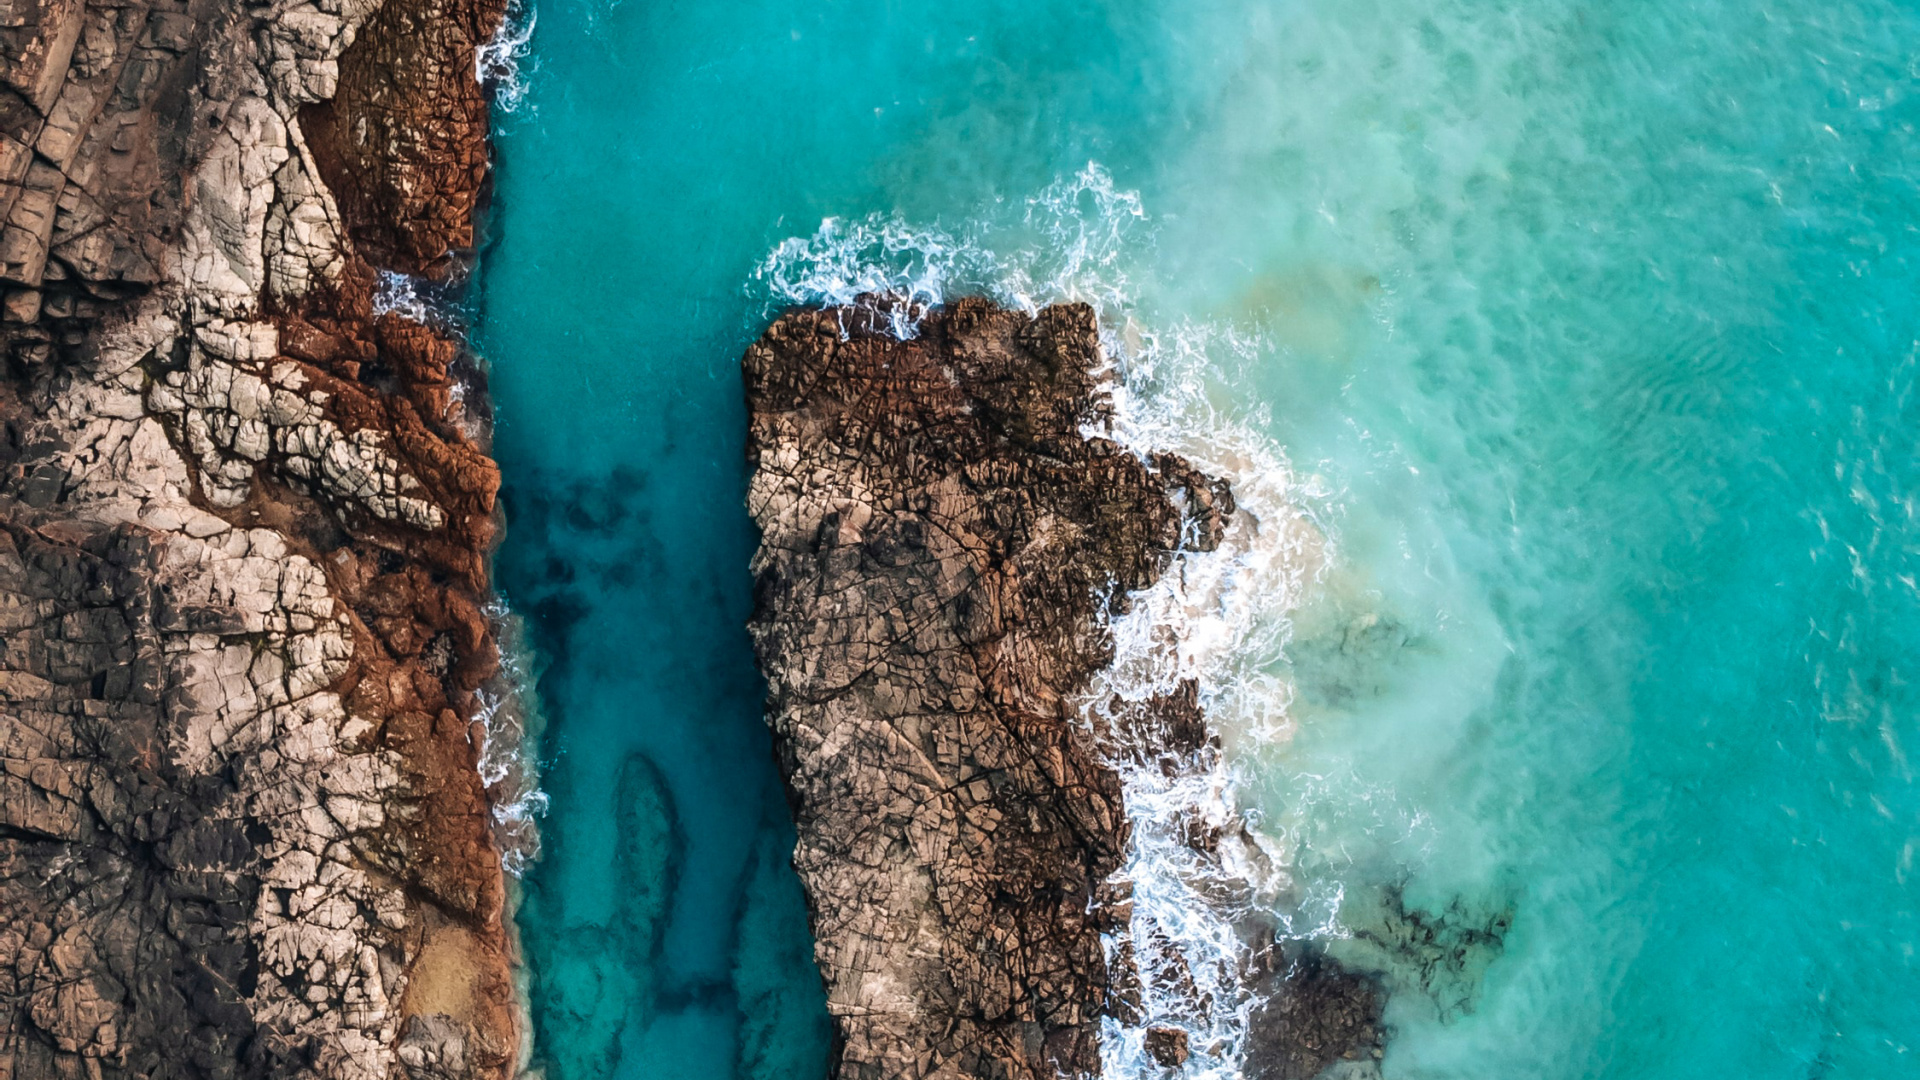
[
  {"left": 755, "top": 217, "right": 997, "bottom": 337},
  {"left": 753, "top": 163, "right": 1146, "bottom": 334},
  {"left": 478, "top": 0, "right": 538, "bottom": 114},
  {"left": 1087, "top": 318, "right": 1341, "bottom": 1079},
  {"left": 475, "top": 598, "right": 550, "bottom": 877},
  {"left": 756, "top": 163, "right": 1343, "bottom": 1079},
  {"left": 371, "top": 269, "right": 437, "bottom": 323}
]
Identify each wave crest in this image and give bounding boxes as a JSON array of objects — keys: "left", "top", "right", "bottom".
[{"left": 752, "top": 162, "right": 1148, "bottom": 336}]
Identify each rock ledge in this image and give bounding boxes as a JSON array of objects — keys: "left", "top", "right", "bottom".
[{"left": 745, "top": 297, "right": 1218, "bottom": 1079}]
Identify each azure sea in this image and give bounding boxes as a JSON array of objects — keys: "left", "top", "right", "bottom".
[{"left": 473, "top": 0, "right": 1920, "bottom": 1077}]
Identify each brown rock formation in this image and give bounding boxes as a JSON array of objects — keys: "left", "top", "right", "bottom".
[
  {"left": 0, "top": 0, "right": 519, "bottom": 1076},
  {"left": 745, "top": 297, "right": 1392, "bottom": 1080},
  {"left": 301, "top": 0, "right": 507, "bottom": 274},
  {"left": 1240, "top": 945, "right": 1385, "bottom": 1080},
  {"left": 1142, "top": 1027, "right": 1190, "bottom": 1069},
  {"left": 744, "top": 298, "right": 1227, "bottom": 1080}
]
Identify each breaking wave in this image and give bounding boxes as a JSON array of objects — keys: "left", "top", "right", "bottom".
[
  {"left": 753, "top": 162, "right": 1147, "bottom": 331},
  {"left": 755, "top": 163, "right": 1347, "bottom": 1079},
  {"left": 474, "top": 601, "right": 549, "bottom": 877},
  {"left": 370, "top": 269, "right": 444, "bottom": 324},
  {"left": 1087, "top": 323, "right": 1343, "bottom": 1079},
  {"left": 478, "top": 0, "right": 538, "bottom": 115}
]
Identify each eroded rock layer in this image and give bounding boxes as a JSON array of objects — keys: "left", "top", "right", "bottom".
[
  {"left": 0, "top": 0, "right": 516, "bottom": 1077},
  {"left": 744, "top": 298, "right": 1227, "bottom": 1080},
  {"left": 746, "top": 298, "right": 1397, "bottom": 1080}
]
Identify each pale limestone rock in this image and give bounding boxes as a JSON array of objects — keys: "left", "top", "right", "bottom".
[{"left": 0, "top": 0, "right": 516, "bottom": 1073}]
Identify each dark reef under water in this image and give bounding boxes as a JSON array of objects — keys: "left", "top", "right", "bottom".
[{"left": 495, "top": 464, "right": 832, "bottom": 1080}]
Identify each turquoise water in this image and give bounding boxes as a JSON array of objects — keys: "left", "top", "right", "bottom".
[{"left": 476, "top": 1, "right": 1920, "bottom": 1077}]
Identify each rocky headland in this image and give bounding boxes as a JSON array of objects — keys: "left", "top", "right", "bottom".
[
  {"left": 0, "top": 0, "right": 520, "bottom": 1077},
  {"left": 744, "top": 297, "right": 1386, "bottom": 1079}
]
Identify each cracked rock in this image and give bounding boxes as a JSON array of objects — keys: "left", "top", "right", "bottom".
[
  {"left": 746, "top": 298, "right": 1212, "bottom": 1080},
  {"left": 0, "top": 0, "right": 517, "bottom": 1076}
]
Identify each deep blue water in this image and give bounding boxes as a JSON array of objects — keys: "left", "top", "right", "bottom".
[{"left": 475, "top": 1, "right": 1920, "bottom": 1077}]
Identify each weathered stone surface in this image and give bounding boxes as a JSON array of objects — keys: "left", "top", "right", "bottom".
[
  {"left": 0, "top": 0, "right": 517, "bottom": 1076},
  {"left": 1142, "top": 1026, "right": 1190, "bottom": 1069},
  {"left": 300, "top": 0, "right": 507, "bottom": 275},
  {"left": 746, "top": 297, "right": 1393, "bottom": 1080},
  {"left": 745, "top": 298, "right": 1223, "bottom": 1080}
]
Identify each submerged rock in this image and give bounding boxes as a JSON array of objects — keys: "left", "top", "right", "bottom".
[
  {"left": 1241, "top": 942, "right": 1386, "bottom": 1080},
  {"left": 0, "top": 0, "right": 518, "bottom": 1077}
]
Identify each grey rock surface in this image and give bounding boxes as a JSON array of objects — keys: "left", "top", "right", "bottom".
[{"left": 0, "top": 0, "right": 520, "bottom": 1076}]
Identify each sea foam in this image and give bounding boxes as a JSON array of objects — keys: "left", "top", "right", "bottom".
[
  {"left": 475, "top": 601, "right": 550, "bottom": 877},
  {"left": 477, "top": 0, "right": 538, "bottom": 115}
]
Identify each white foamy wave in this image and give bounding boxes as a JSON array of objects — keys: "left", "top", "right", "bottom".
[
  {"left": 475, "top": 599, "right": 549, "bottom": 877},
  {"left": 754, "top": 217, "right": 999, "bottom": 337},
  {"left": 371, "top": 270, "right": 439, "bottom": 323},
  {"left": 752, "top": 163, "right": 1148, "bottom": 337},
  {"left": 1014, "top": 162, "right": 1149, "bottom": 314},
  {"left": 754, "top": 164, "right": 1332, "bottom": 1080},
  {"left": 477, "top": 0, "right": 537, "bottom": 114},
  {"left": 1087, "top": 320, "right": 1338, "bottom": 1079}
]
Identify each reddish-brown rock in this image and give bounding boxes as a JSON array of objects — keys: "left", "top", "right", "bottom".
[{"left": 302, "top": 0, "right": 510, "bottom": 275}]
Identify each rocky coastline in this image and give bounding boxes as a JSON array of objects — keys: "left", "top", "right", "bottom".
[
  {"left": 744, "top": 297, "right": 1385, "bottom": 1079},
  {"left": 0, "top": 0, "right": 1392, "bottom": 1072},
  {"left": 0, "top": 0, "right": 520, "bottom": 1077}
]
